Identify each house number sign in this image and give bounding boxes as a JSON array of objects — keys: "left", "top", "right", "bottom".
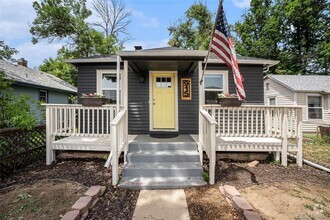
[{"left": 181, "top": 78, "right": 192, "bottom": 100}]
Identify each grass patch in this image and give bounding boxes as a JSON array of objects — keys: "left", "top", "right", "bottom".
[{"left": 302, "top": 134, "right": 330, "bottom": 167}]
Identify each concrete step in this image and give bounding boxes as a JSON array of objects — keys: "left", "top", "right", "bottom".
[
  {"left": 127, "top": 150, "right": 200, "bottom": 163},
  {"left": 122, "top": 162, "right": 203, "bottom": 177},
  {"left": 118, "top": 176, "right": 206, "bottom": 189},
  {"left": 129, "top": 141, "right": 197, "bottom": 151}
]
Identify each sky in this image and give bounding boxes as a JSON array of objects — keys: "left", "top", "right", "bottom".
[{"left": 0, "top": 0, "right": 251, "bottom": 68}]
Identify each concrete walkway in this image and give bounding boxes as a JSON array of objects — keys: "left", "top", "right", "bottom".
[{"left": 132, "top": 189, "right": 190, "bottom": 220}]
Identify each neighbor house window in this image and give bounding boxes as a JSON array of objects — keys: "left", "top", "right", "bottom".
[
  {"left": 39, "top": 90, "right": 48, "bottom": 103},
  {"left": 307, "top": 95, "right": 322, "bottom": 119},
  {"left": 204, "top": 72, "right": 228, "bottom": 104},
  {"left": 97, "top": 70, "right": 117, "bottom": 104},
  {"left": 268, "top": 97, "right": 276, "bottom": 106},
  {"left": 266, "top": 83, "right": 269, "bottom": 91}
]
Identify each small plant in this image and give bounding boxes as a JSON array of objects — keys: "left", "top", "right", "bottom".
[
  {"left": 217, "top": 93, "right": 238, "bottom": 98},
  {"left": 270, "top": 160, "right": 281, "bottom": 166},
  {"left": 203, "top": 172, "right": 210, "bottom": 182},
  {"left": 81, "top": 93, "right": 105, "bottom": 98},
  {"left": 14, "top": 193, "right": 32, "bottom": 202},
  {"left": 304, "top": 204, "right": 314, "bottom": 211}
]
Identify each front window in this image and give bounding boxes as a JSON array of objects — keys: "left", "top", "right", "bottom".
[
  {"left": 269, "top": 97, "right": 276, "bottom": 106},
  {"left": 307, "top": 95, "right": 322, "bottom": 119},
  {"left": 204, "top": 74, "right": 224, "bottom": 104},
  {"left": 39, "top": 90, "right": 48, "bottom": 103},
  {"left": 101, "top": 73, "right": 117, "bottom": 104}
]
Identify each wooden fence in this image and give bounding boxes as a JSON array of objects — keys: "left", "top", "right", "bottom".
[{"left": 0, "top": 125, "right": 46, "bottom": 178}]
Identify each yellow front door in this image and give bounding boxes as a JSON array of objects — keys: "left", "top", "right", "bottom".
[{"left": 152, "top": 73, "right": 175, "bottom": 129}]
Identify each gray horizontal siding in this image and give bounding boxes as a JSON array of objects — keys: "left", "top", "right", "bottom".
[
  {"left": 206, "top": 64, "right": 264, "bottom": 104},
  {"left": 128, "top": 70, "right": 150, "bottom": 134},
  {"left": 178, "top": 71, "right": 199, "bottom": 134},
  {"left": 77, "top": 63, "right": 119, "bottom": 97}
]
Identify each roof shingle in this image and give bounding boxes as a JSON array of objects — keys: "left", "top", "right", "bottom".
[{"left": 0, "top": 59, "right": 77, "bottom": 93}]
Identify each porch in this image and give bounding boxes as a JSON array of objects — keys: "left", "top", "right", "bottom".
[{"left": 44, "top": 103, "right": 303, "bottom": 187}]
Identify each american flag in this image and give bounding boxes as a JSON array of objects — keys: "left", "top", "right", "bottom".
[{"left": 210, "top": 3, "right": 246, "bottom": 100}]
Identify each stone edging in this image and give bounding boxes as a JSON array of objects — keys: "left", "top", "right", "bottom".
[
  {"left": 219, "top": 185, "right": 262, "bottom": 220},
  {"left": 61, "top": 185, "right": 106, "bottom": 220}
]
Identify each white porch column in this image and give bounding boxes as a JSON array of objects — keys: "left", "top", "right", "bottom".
[
  {"left": 116, "top": 55, "right": 120, "bottom": 111},
  {"left": 198, "top": 61, "right": 204, "bottom": 164}
]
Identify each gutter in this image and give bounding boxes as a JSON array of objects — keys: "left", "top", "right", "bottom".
[{"left": 12, "top": 81, "right": 77, "bottom": 94}]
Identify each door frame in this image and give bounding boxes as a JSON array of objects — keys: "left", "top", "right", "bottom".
[{"left": 149, "top": 71, "right": 178, "bottom": 132}]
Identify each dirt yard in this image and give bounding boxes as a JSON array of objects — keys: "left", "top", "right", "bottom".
[
  {"left": 1, "top": 157, "right": 329, "bottom": 220},
  {"left": 240, "top": 182, "right": 330, "bottom": 220},
  {"left": 0, "top": 181, "right": 87, "bottom": 220},
  {"left": 0, "top": 158, "right": 139, "bottom": 220}
]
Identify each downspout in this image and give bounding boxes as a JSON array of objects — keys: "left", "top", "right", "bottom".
[{"left": 288, "top": 153, "right": 330, "bottom": 173}]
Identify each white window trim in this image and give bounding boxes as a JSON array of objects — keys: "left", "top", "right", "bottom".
[
  {"left": 96, "top": 69, "right": 118, "bottom": 102},
  {"left": 268, "top": 96, "right": 277, "bottom": 106},
  {"left": 204, "top": 70, "right": 228, "bottom": 104},
  {"left": 306, "top": 94, "right": 323, "bottom": 120},
  {"left": 265, "top": 82, "right": 270, "bottom": 91},
  {"left": 39, "top": 90, "right": 48, "bottom": 103}
]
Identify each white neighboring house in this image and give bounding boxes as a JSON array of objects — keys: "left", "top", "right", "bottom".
[{"left": 264, "top": 74, "right": 330, "bottom": 133}]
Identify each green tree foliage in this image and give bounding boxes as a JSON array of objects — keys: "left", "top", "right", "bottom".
[
  {"left": 234, "top": 0, "right": 329, "bottom": 75},
  {"left": 0, "top": 72, "right": 38, "bottom": 130},
  {"left": 0, "top": 40, "right": 18, "bottom": 62},
  {"left": 30, "top": 0, "right": 125, "bottom": 85},
  {"left": 168, "top": 1, "right": 213, "bottom": 50},
  {"left": 234, "top": 0, "right": 280, "bottom": 60}
]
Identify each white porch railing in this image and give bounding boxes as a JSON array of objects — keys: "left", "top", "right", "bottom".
[
  {"left": 108, "top": 109, "right": 128, "bottom": 185},
  {"left": 200, "top": 105, "right": 303, "bottom": 184},
  {"left": 200, "top": 110, "right": 217, "bottom": 184},
  {"left": 45, "top": 104, "right": 117, "bottom": 137}
]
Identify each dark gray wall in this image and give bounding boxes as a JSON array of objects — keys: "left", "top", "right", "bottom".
[
  {"left": 206, "top": 64, "right": 264, "bottom": 104},
  {"left": 77, "top": 63, "right": 119, "bottom": 97},
  {"left": 128, "top": 70, "right": 150, "bottom": 134},
  {"left": 178, "top": 71, "right": 199, "bottom": 134}
]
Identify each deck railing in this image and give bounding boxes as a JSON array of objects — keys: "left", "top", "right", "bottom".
[
  {"left": 109, "top": 109, "right": 128, "bottom": 185},
  {"left": 200, "top": 105, "right": 303, "bottom": 184},
  {"left": 45, "top": 104, "right": 117, "bottom": 137},
  {"left": 200, "top": 110, "right": 217, "bottom": 184},
  {"left": 203, "top": 105, "right": 302, "bottom": 139}
]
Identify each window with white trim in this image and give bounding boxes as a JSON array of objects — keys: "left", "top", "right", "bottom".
[
  {"left": 204, "top": 72, "right": 228, "bottom": 104},
  {"left": 266, "top": 83, "right": 269, "bottom": 91},
  {"left": 307, "top": 95, "right": 322, "bottom": 119},
  {"left": 97, "top": 70, "right": 118, "bottom": 104}
]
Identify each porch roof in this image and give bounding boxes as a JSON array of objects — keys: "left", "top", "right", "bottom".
[{"left": 65, "top": 47, "right": 279, "bottom": 70}]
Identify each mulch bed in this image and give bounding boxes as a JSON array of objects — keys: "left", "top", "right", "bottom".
[
  {"left": 0, "top": 158, "right": 139, "bottom": 220},
  {"left": 1, "top": 157, "right": 329, "bottom": 220}
]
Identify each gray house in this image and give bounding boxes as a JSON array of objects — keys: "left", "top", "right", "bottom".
[
  {"left": 44, "top": 47, "right": 304, "bottom": 187},
  {"left": 264, "top": 74, "right": 330, "bottom": 133},
  {"left": 67, "top": 47, "right": 278, "bottom": 134},
  {"left": 0, "top": 58, "right": 77, "bottom": 119}
]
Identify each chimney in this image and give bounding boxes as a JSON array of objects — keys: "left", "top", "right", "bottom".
[
  {"left": 18, "top": 58, "right": 28, "bottom": 67},
  {"left": 134, "top": 46, "right": 142, "bottom": 51}
]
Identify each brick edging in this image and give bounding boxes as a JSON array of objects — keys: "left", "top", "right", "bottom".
[
  {"left": 219, "top": 185, "right": 262, "bottom": 220},
  {"left": 61, "top": 185, "right": 107, "bottom": 220}
]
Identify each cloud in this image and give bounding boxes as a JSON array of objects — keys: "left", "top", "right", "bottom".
[
  {"left": 13, "top": 42, "right": 62, "bottom": 68},
  {"left": 123, "top": 38, "right": 169, "bottom": 51},
  {"left": 131, "top": 10, "right": 160, "bottom": 28},
  {"left": 232, "top": 0, "right": 251, "bottom": 8}
]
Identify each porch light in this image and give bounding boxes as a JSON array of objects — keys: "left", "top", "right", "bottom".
[{"left": 139, "top": 74, "right": 146, "bottom": 83}]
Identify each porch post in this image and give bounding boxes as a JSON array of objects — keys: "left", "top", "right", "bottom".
[
  {"left": 281, "top": 108, "right": 288, "bottom": 166},
  {"left": 116, "top": 55, "right": 120, "bottom": 111},
  {"left": 198, "top": 61, "right": 204, "bottom": 164}
]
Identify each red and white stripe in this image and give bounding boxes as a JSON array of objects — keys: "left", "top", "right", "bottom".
[{"left": 211, "top": 26, "right": 246, "bottom": 100}]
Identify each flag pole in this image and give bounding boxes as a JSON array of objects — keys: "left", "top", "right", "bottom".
[{"left": 199, "top": 0, "right": 224, "bottom": 85}]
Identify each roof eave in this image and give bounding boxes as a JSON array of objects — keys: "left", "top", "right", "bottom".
[
  {"left": 64, "top": 58, "right": 118, "bottom": 64},
  {"left": 12, "top": 81, "right": 77, "bottom": 94},
  {"left": 208, "top": 59, "right": 280, "bottom": 68}
]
